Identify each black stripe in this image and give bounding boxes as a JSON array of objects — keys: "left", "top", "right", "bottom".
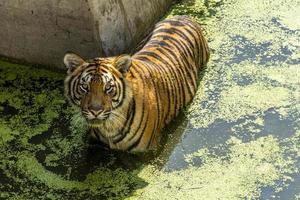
[
  {"left": 113, "top": 99, "right": 135, "bottom": 144},
  {"left": 94, "top": 128, "right": 102, "bottom": 141},
  {"left": 135, "top": 61, "right": 161, "bottom": 133},
  {"left": 72, "top": 78, "right": 82, "bottom": 102},
  {"left": 161, "top": 42, "right": 195, "bottom": 99},
  {"left": 136, "top": 56, "right": 171, "bottom": 119},
  {"left": 156, "top": 47, "right": 189, "bottom": 106},
  {"left": 149, "top": 34, "right": 189, "bottom": 60},
  {"left": 126, "top": 108, "right": 149, "bottom": 151},
  {"left": 146, "top": 120, "right": 159, "bottom": 149},
  {"left": 153, "top": 28, "right": 195, "bottom": 57},
  {"left": 149, "top": 37, "right": 197, "bottom": 90},
  {"left": 137, "top": 53, "right": 176, "bottom": 117},
  {"left": 155, "top": 47, "right": 183, "bottom": 112},
  {"left": 158, "top": 35, "right": 196, "bottom": 75},
  {"left": 124, "top": 65, "right": 156, "bottom": 151},
  {"left": 182, "top": 26, "right": 201, "bottom": 60},
  {"left": 142, "top": 51, "right": 180, "bottom": 116},
  {"left": 147, "top": 63, "right": 164, "bottom": 138},
  {"left": 165, "top": 38, "right": 198, "bottom": 88},
  {"left": 113, "top": 78, "right": 126, "bottom": 109},
  {"left": 123, "top": 67, "right": 146, "bottom": 146},
  {"left": 184, "top": 26, "right": 206, "bottom": 66},
  {"left": 164, "top": 19, "right": 186, "bottom": 27}
]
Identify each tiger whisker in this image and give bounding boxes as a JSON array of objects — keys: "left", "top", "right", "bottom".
[
  {"left": 110, "top": 114, "right": 123, "bottom": 124},
  {"left": 111, "top": 111, "right": 126, "bottom": 121}
]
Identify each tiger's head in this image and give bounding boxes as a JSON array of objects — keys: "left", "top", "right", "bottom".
[{"left": 64, "top": 52, "right": 132, "bottom": 128}]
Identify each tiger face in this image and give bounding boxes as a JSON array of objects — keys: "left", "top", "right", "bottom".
[{"left": 64, "top": 52, "right": 132, "bottom": 126}]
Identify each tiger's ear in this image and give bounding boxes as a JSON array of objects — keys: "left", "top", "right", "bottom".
[
  {"left": 63, "top": 52, "right": 86, "bottom": 74},
  {"left": 114, "top": 55, "right": 132, "bottom": 75}
]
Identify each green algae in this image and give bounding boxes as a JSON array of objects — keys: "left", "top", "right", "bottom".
[
  {"left": 0, "top": 61, "right": 65, "bottom": 149},
  {"left": 0, "top": 123, "right": 17, "bottom": 145},
  {"left": 129, "top": 135, "right": 299, "bottom": 200},
  {"left": 190, "top": 83, "right": 292, "bottom": 128},
  {"left": 14, "top": 154, "right": 144, "bottom": 198},
  {"left": 230, "top": 116, "right": 265, "bottom": 137},
  {"left": 166, "top": 0, "right": 222, "bottom": 23},
  {"left": 187, "top": 0, "right": 300, "bottom": 128}
]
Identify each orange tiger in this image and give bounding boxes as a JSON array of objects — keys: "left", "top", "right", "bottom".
[{"left": 64, "top": 16, "right": 210, "bottom": 152}]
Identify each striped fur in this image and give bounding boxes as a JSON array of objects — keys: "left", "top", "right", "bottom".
[{"left": 64, "top": 16, "right": 210, "bottom": 152}]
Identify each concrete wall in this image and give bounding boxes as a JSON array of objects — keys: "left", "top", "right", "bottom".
[{"left": 0, "top": 0, "right": 173, "bottom": 70}]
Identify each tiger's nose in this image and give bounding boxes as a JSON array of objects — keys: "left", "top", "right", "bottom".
[
  {"left": 90, "top": 109, "right": 103, "bottom": 117},
  {"left": 89, "top": 104, "right": 103, "bottom": 117}
]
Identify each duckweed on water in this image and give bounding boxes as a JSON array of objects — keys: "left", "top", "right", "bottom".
[
  {"left": 187, "top": 0, "right": 300, "bottom": 129},
  {"left": 15, "top": 154, "right": 143, "bottom": 194},
  {"left": 129, "top": 135, "right": 299, "bottom": 200},
  {"left": 191, "top": 83, "right": 292, "bottom": 128}
]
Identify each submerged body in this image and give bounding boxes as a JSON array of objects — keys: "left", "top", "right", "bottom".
[{"left": 64, "top": 16, "right": 210, "bottom": 152}]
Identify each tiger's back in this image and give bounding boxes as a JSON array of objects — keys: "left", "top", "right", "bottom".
[{"left": 121, "top": 16, "right": 210, "bottom": 151}]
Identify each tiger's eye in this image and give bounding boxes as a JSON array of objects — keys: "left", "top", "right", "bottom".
[
  {"left": 105, "top": 84, "right": 111, "bottom": 90},
  {"left": 105, "top": 83, "right": 114, "bottom": 94},
  {"left": 80, "top": 83, "right": 89, "bottom": 93}
]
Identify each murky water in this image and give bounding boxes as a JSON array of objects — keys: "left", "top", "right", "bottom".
[{"left": 1, "top": 0, "right": 300, "bottom": 199}]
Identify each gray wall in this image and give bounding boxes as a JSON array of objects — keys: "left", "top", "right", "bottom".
[{"left": 0, "top": 0, "right": 172, "bottom": 70}]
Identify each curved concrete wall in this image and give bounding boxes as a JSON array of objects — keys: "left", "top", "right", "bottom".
[{"left": 0, "top": 0, "right": 172, "bottom": 70}]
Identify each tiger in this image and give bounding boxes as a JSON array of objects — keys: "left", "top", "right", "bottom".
[{"left": 64, "top": 15, "right": 210, "bottom": 152}]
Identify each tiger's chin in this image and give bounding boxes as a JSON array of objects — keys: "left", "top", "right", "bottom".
[
  {"left": 85, "top": 111, "right": 127, "bottom": 139},
  {"left": 88, "top": 118, "right": 107, "bottom": 127}
]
